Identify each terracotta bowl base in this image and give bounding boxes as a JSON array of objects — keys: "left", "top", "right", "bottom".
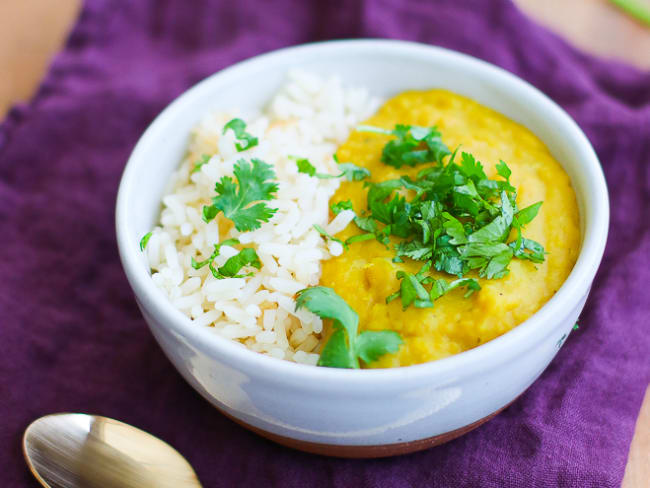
[{"left": 217, "top": 404, "right": 510, "bottom": 458}]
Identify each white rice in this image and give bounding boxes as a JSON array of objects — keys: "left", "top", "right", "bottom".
[{"left": 144, "top": 70, "right": 380, "bottom": 365}]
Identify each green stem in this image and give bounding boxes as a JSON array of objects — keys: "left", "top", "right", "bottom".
[{"left": 608, "top": 0, "right": 650, "bottom": 27}]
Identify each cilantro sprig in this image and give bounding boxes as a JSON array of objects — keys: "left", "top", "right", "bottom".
[
  {"left": 191, "top": 238, "right": 261, "bottom": 279},
  {"left": 223, "top": 118, "right": 258, "bottom": 152},
  {"left": 202, "top": 158, "right": 278, "bottom": 232},
  {"left": 295, "top": 286, "right": 403, "bottom": 368}
]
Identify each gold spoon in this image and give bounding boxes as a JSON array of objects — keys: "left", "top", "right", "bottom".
[{"left": 23, "top": 413, "right": 203, "bottom": 488}]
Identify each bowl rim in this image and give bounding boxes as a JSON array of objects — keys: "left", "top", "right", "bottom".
[{"left": 116, "top": 39, "right": 609, "bottom": 385}]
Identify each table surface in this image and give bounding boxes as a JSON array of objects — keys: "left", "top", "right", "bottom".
[{"left": 1, "top": 1, "right": 648, "bottom": 486}]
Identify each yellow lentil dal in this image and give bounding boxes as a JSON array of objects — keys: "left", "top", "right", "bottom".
[{"left": 320, "top": 90, "right": 580, "bottom": 368}]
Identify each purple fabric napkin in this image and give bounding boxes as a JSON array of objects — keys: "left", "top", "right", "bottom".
[{"left": 2, "top": 1, "right": 649, "bottom": 486}]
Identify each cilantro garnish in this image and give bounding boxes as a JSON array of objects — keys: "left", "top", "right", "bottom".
[
  {"left": 295, "top": 286, "right": 403, "bottom": 368},
  {"left": 293, "top": 156, "right": 370, "bottom": 181},
  {"left": 191, "top": 238, "right": 261, "bottom": 279},
  {"left": 337, "top": 163, "right": 370, "bottom": 181},
  {"left": 386, "top": 263, "right": 435, "bottom": 309},
  {"left": 191, "top": 154, "right": 211, "bottom": 173},
  {"left": 330, "top": 199, "right": 353, "bottom": 215},
  {"left": 358, "top": 124, "right": 451, "bottom": 168},
  {"left": 314, "top": 224, "right": 348, "bottom": 250},
  {"left": 351, "top": 125, "right": 545, "bottom": 309},
  {"left": 344, "top": 233, "right": 376, "bottom": 245},
  {"left": 294, "top": 157, "right": 339, "bottom": 179},
  {"left": 202, "top": 158, "right": 278, "bottom": 232},
  {"left": 223, "top": 118, "right": 258, "bottom": 152},
  {"left": 139, "top": 232, "right": 152, "bottom": 251},
  {"left": 315, "top": 223, "right": 377, "bottom": 249}
]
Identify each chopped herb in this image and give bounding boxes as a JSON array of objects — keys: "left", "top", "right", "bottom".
[
  {"left": 223, "top": 118, "right": 258, "bottom": 152},
  {"left": 191, "top": 238, "right": 261, "bottom": 279},
  {"left": 218, "top": 247, "right": 261, "bottom": 278},
  {"left": 191, "top": 154, "right": 211, "bottom": 173},
  {"left": 386, "top": 262, "right": 434, "bottom": 309},
  {"left": 358, "top": 124, "right": 451, "bottom": 168},
  {"left": 573, "top": 323, "right": 579, "bottom": 331},
  {"left": 429, "top": 277, "right": 481, "bottom": 301},
  {"left": 295, "top": 286, "right": 403, "bottom": 368},
  {"left": 496, "top": 159, "right": 512, "bottom": 182},
  {"left": 330, "top": 199, "right": 354, "bottom": 215},
  {"left": 293, "top": 156, "right": 339, "bottom": 179},
  {"left": 202, "top": 158, "right": 278, "bottom": 232},
  {"left": 514, "top": 201, "right": 543, "bottom": 228},
  {"left": 139, "top": 232, "right": 152, "bottom": 251},
  {"left": 293, "top": 156, "right": 370, "bottom": 181},
  {"left": 191, "top": 238, "right": 239, "bottom": 269},
  {"left": 345, "top": 233, "right": 376, "bottom": 245},
  {"left": 337, "top": 163, "right": 370, "bottom": 181},
  {"left": 314, "top": 224, "right": 347, "bottom": 250},
  {"left": 354, "top": 216, "right": 378, "bottom": 233}
]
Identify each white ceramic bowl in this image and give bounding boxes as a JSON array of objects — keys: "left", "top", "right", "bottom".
[{"left": 116, "top": 40, "right": 609, "bottom": 457}]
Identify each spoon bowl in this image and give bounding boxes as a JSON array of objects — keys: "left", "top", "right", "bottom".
[{"left": 23, "top": 413, "right": 202, "bottom": 488}]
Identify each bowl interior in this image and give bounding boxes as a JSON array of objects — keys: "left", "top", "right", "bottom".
[{"left": 116, "top": 40, "right": 608, "bottom": 379}]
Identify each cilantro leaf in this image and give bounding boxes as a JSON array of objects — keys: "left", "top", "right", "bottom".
[
  {"left": 510, "top": 237, "right": 545, "bottom": 263},
  {"left": 294, "top": 156, "right": 370, "bottom": 181},
  {"left": 191, "top": 154, "right": 211, "bottom": 174},
  {"left": 217, "top": 247, "right": 261, "bottom": 278},
  {"left": 496, "top": 159, "right": 512, "bottom": 182},
  {"left": 467, "top": 191, "right": 513, "bottom": 243},
  {"left": 140, "top": 232, "right": 152, "bottom": 251},
  {"left": 191, "top": 238, "right": 260, "bottom": 279},
  {"left": 366, "top": 180, "right": 404, "bottom": 224},
  {"left": 296, "top": 286, "right": 359, "bottom": 339},
  {"left": 355, "top": 330, "right": 403, "bottom": 364},
  {"left": 318, "top": 325, "right": 356, "bottom": 368},
  {"left": 296, "top": 286, "right": 403, "bottom": 368},
  {"left": 354, "top": 216, "right": 378, "bottom": 233},
  {"left": 202, "top": 205, "right": 219, "bottom": 222},
  {"left": 345, "top": 233, "right": 376, "bottom": 245},
  {"left": 514, "top": 201, "right": 543, "bottom": 227},
  {"left": 395, "top": 239, "right": 433, "bottom": 261},
  {"left": 358, "top": 124, "right": 450, "bottom": 168},
  {"left": 293, "top": 157, "right": 339, "bottom": 179},
  {"left": 482, "top": 248, "right": 514, "bottom": 279},
  {"left": 460, "top": 242, "right": 511, "bottom": 258},
  {"left": 295, "top": 157, "right": 317, "bottom": 177},
  {"left": 223, "top": 118, "right": 258, "bottom": 152},
  {"left": 337, "top": 163, "right": 370, "bottom": 181},
  {"left": 442, "top": 212, "right": 468, "bottom": 245},
  {"left": 203, "top": 158, "right": 278, "bottom": 231},
  {"left": 330, "top": 200, "right": 353, "bottom": 215},
  {"left": 459, "top": 152, "right": 487, "bottom": 182},
  {"left": 434, "top": 247, "right": 466, "bottom": 276},
  {"left": 388, "top": 263, "right": 435, "bottom": 309},
  {"left": 430, "top": 277, "right": 481, "bottom": 301},
  {"left": 314, "top": 224, "right": 347, "bottom": 250}
]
